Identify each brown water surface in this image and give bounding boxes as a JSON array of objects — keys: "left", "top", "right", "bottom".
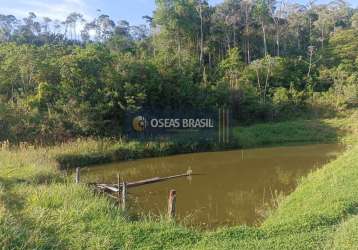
[{"left": 80, "top": 144, "right": 343, "bottom": 228}]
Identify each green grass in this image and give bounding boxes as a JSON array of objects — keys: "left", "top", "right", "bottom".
[
  {"left": 233, "top": 117, "right": 352, "bottom": 148},
  {"left": 329, "top": 215, "right": 358, "bottom": 249},
  {"left": 0, "top": 113, "right": 357, "bottom": 249},
  {"left": 52, "top": 114, "right": 355, "bottom": 169}
]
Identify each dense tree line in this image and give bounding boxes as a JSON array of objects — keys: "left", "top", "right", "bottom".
[{"left": 0, "top": 0, "right": 357, "bottom": 143}]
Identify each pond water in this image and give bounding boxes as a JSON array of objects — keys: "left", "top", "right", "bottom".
[{"left": 80, "top": 144, "right": 343, "bottom": 229}]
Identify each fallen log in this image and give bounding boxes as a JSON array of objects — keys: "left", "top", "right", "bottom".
[
  {"left": 126, "top": 170, "right": 193, "bottom": 188},
  {"left": 91, "top": 169, "right": 193, "bottom": 193},
  {"left": 96, "top": 184, "right": 119, "bottom": 192}
]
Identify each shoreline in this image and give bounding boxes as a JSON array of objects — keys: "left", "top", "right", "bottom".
[
  {"left": 0, "top": 113, "right": 357, "bottom": 249},
  {"left": 55, "top": 117, "right": 346, "bottom": 170}
]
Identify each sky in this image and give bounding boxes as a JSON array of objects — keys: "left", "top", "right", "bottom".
[{"left": 0, "top": 0, "right": 357, "bottom": 26}]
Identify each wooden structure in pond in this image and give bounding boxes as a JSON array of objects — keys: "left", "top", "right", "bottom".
[
  {"left": 75, "top": 168, "right": 192, "bottom": 217},
  {"left": 90, "top": 169, "right": 193, "bottom": 193},
  {"left": 75, "top": 168, "right": 193, "bottom": 220}
]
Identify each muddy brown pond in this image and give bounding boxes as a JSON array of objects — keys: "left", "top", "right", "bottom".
[{"left": 80, "top": 144, "right": 343, "bottom": 229}]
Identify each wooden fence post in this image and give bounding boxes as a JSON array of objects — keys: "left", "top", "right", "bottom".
[
  {"left": 75, "top": 167, "right": 80, "bottom": 184},
  {"left": 117, "top": 173, "right": 121, "bottom": 203},
  {"left": 121, "top": 181, "right": 127, "bottom": 211},
  {"left": 168, "top": 189, "right": 176, "bottom": 220}
]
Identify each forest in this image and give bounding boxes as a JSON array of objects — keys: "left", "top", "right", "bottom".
[
  {"left": 0, "top": 0, "right": 357, "bottom": 143},
  {"left": 1, "top": 1, "right": 358, "bottom": 249}
]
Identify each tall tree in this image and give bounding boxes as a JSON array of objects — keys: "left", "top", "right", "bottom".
[
  {"left": 241, "top": 0, "right": 254, "bottom": 63},
  {"left": 0, "top": 14, "right": 17, "bottom": 42},
  {"left": 64, "top": 12, "right": 84, "bottom": 40},
  {"left": 286, "top": 4, "right": 308, "bottom": 53},
  {"left": 253, "top": 0, "right": 274, "bottom": 57},
  {"left": 270, "top": 0, "right": 288, "bottom": 56}
]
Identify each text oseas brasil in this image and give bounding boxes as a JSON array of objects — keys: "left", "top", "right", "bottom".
[{"left": 148, "top": 118, "right": 215, "bottom": 129}]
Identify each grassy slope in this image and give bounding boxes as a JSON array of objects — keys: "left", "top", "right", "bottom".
[
  {"left": 234, "top": 119, "right": 338, "bottom": 147},
  {"left": 56, "top": 116, "right": 347, "bottom": 169},
  {"left": 0, "top": 113, "right": 357, "bottom": 249}
]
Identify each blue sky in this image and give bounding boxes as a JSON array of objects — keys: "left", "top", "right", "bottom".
[{"left": 0, "top": 0, "right": 357, "bottom": 25}]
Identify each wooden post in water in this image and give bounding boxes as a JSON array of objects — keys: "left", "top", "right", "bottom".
[
  {"left": 167, "top": 189, "right": 176, "bottom": 220},
  {"left": 218, "top": 108, "right": 221, "bottom": 143},
  {"left": 121, "top": 181, "right": 127, "bottom": 211},
  {"left": 226, "top": 109, "right": 230, "bottom": 143},
  {"left": 75, "top": 167, "right": 80, "bottom": 184},
  {"left": 222, "top": 108, "right": 225, "bottom": 144},
  {"left": 117, "top": 173, "right": 121, "bottom": 204}
]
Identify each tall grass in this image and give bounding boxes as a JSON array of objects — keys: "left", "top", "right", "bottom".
[
  {"left": 22, "top": 114, "right": 355, "bottom": 170},
  {"left": 0, "top": 113, "right": 357, "bottom": 249}
]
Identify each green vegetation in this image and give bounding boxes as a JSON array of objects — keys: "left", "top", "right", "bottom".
[
  {"left": 1, "top": 0, "right": 358, "bottom": 248},
  {"left": 42, "top": 115, "right": 347, "bottom": 169},
  {"left": 0, "top": 113, "right": 357, "bottom": 249},
  {"left": 234, "top": 118, "right": 341, "bottom": 148},
  {"left": 330, "top": 216, "right": 358, "bottom": 250},
  {"left": 0, "top": 1, "right": 357, "bottom": 143}
]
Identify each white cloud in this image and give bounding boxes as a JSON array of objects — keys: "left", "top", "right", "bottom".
[{"left": 0, "top": 0, "right": 95, "bottom": 22}]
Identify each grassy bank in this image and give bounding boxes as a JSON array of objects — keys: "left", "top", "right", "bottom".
[
  {"left": 55, "top": 116, "right": 350, "bottom": 169},
  {"left": 0, "top": 113, "right": 357, "bottom": 249}
]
